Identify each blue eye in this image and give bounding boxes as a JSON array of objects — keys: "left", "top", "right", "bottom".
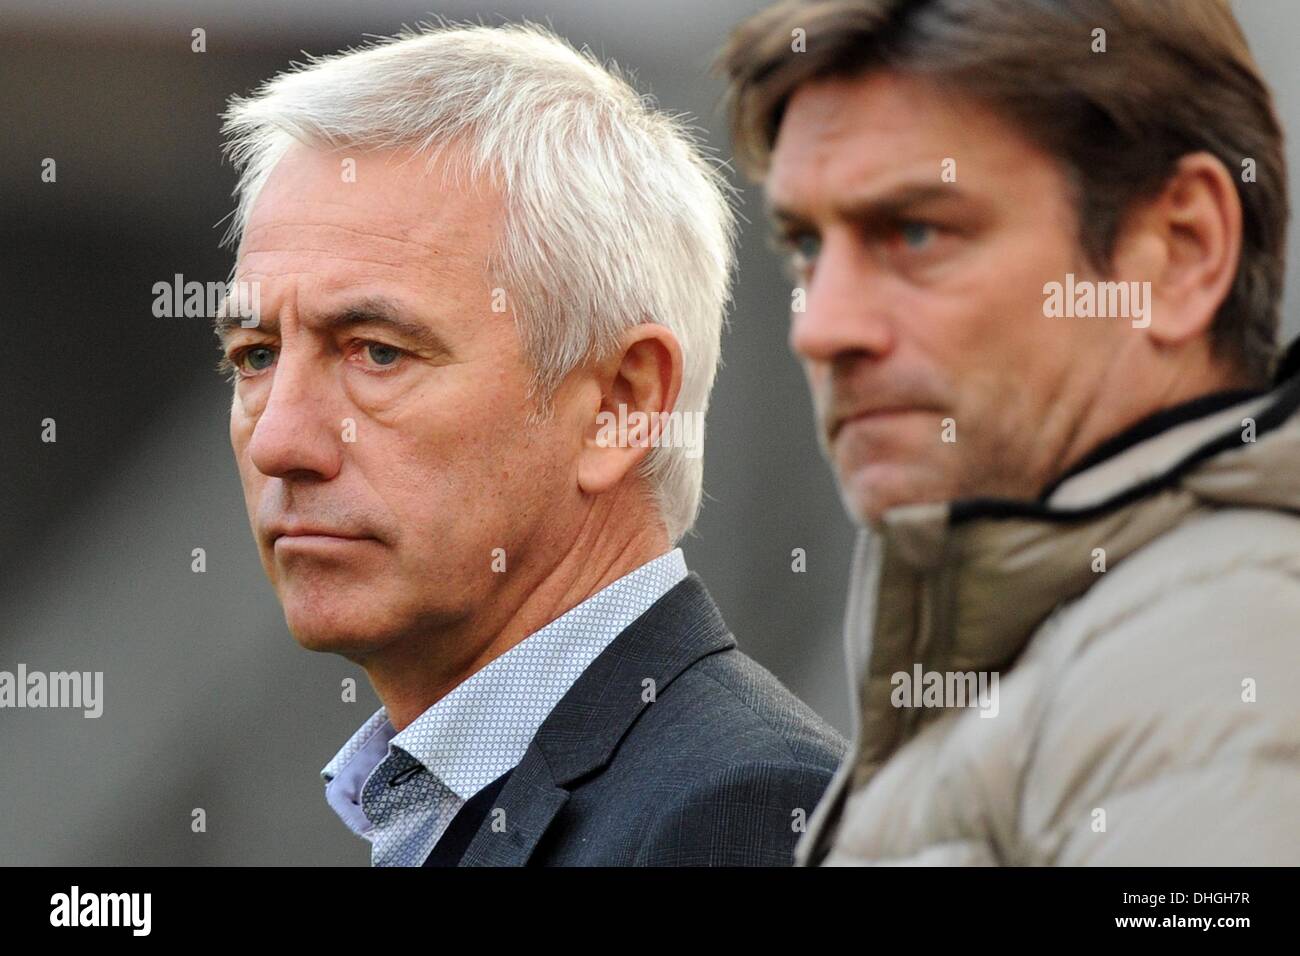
[
  {"left": 899, "top": 222, "right": 935, "bottom": 249},
  {"left": 366, "top": 343, "right": 402, "bottom": 366},
  {"left": 244, "top": 347, "right": 276, "bottom": 371},
  {"left": 796, "top": 233, "right": 822, "bottom": 263}
]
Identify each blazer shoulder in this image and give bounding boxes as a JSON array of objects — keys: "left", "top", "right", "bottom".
[
  {"left": 520, "top": 575, "right": 847, "bottom": 865},
  {"left": 636, "top": 645, "right": 846, "bottom": 773},
  {"left": 632, "top": 756, "right": 839, "bottom": 866},
  {"left": 625, "top": 645, "right": 845, "bottom": 866}
]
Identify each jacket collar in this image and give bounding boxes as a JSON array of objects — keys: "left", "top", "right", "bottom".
[
  {"left": 954, "top": 335, "right": 1300, "bottom": 521},
  {"left": 458, "top": 572, "right": 735, "bottom": 865},
  {"left": 1034, "top": 387, "right": 1264, "bottom": 502}
]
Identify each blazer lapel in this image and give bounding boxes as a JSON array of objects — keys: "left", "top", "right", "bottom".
[
  {"left": 454, "top": 755, "right": 570, "bottom": 866},
  {"left": 458, "top": 572, "right": 735, "bottom": 866}
]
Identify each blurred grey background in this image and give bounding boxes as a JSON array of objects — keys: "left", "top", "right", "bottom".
[{"left": 1, "top": 0, "right": 1297, "bottom": 865}]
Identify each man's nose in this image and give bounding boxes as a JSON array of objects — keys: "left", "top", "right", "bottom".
[
  {"left": 246, "top": 352, "right": 344, "bottom": 481},
  {"left": 789, "top": 237, "right": 895, "bottom": 363}
]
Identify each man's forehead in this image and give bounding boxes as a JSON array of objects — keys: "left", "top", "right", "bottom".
[
  {"left": 238, "top": 216, "right": 441, "bottom": 267},
  {"left": 232, "top": 152, "right": 505, "bottom": 312},
  {"left": 241, "top": 144, "right": 503, "bottom": 252},
  {"left": 767, "top": 73, "right": 1031, "bottom": 212}
]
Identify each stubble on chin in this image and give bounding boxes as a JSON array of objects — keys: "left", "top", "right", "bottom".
[
  {"left": 836, "top": 457, "right": 956, "bottom": 527},
  {"left": 828, "top": 410, "right": 1045, "bottom": 524}
]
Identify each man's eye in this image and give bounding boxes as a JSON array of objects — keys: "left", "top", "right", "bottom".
[
  {"left": 793, "top": 233, "right": 821, "bottom": 264},
  {"left": 776, "top": 232, "right": 821, "bottom": 279},
  {"left": 897, "top": 221, "right": 936, "bottom": 249},
  {"left": 363, "top": 343, "right": 403, "bottom": 367},
  {"left": 239, "top": 346, "right": 276, "bottom": 373}
]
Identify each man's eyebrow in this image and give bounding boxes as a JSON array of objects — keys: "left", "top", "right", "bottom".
[
  {"left": 768, "top": 183, "right": 974, "bottom": 233},
  {"left": 321, "top": 300, "right": 452, "bottom": 354},
  {"left": 215, "top": 297, "right": 452, "bottom": 355},
  {"left": 212, "top": 298, "right": 263, "bottom": 339}
]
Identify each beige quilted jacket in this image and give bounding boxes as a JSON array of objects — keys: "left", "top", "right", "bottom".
[{"left": 799, "top": 358, "right": 1300, "bottom": 866}]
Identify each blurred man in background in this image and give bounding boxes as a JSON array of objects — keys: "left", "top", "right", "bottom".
[
  {"left": 721, "top": 0, "right": 1300, "bottom": 864},
  {"left": 217, "top": 22, "right": 842, "bottom": 867}
]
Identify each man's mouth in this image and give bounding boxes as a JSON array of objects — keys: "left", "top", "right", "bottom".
[
  {"left": 267, "top": 524, "right": 378, "bottom": 548},
  {"left": 272, "top": 533, "right": 378, "bottom": 557},
  {"left": 829, "top": 406, "right": 927, "bottom": 443}
]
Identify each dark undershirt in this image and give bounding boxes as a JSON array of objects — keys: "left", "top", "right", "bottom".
[{"left": 421, "top": 767, "right": 515, "bottom": 867}]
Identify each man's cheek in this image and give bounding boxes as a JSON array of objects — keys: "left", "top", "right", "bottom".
[{"left": 229, "top": 410, "right": 257, "bottom": 460}]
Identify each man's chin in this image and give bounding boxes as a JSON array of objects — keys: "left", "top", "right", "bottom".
[
  {"left": 280, "top": 604, "right": 397, "bottom": 657},
  {"left": 836, "top": 461, "right": 955, "bottom": 527}
]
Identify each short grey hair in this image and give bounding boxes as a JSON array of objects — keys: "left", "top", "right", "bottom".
[{"left": 221, "top": 22, "right": 737, "bottom": 543}]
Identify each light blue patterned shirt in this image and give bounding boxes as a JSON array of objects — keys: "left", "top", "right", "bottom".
[{"left": 321, "top": 548, "right": 688, "bottom": 866}]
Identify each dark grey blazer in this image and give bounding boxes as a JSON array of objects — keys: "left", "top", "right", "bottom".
[{"left": 429, "top": 572, "right": 846, "bottom": 866}]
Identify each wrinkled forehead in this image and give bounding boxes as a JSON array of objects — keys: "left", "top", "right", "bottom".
[
  {"left": 766, "top": 72, "right": 1048, "bottom": 211},
  {"left": 237, "top": 143, "right": 505, "bottom": 280}
]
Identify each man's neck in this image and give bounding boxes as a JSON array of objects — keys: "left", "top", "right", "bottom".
[
  {"left": 362, "top": 502, "right": 670, "bottom": 732},
  {"left": 1046, "top": 345, "right": 1258, "bottom": 496}
]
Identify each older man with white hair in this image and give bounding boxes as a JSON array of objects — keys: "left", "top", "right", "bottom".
[{"left": 214, "top": 22, "right": 844, "bottom": 867}]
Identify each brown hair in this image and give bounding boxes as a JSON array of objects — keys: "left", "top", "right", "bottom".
[{"left": 718, "top": 0, "right": 1289, "bottom": 383}]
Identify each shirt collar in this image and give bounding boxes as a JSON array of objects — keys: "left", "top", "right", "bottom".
[{"left": 321, "top": 547, "right": 688, "bottom": 805}]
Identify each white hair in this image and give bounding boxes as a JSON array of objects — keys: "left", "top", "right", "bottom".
[{"left": 220, "top": 21, "right": 736, "bottom": 544}]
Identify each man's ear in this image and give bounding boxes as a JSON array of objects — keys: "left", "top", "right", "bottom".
[
  {"left": 577, "top": 323, "right": 683, "bottom": 497},
  {"left": 1114, "top": 151, "right": 1242, "bottom": 348}
]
